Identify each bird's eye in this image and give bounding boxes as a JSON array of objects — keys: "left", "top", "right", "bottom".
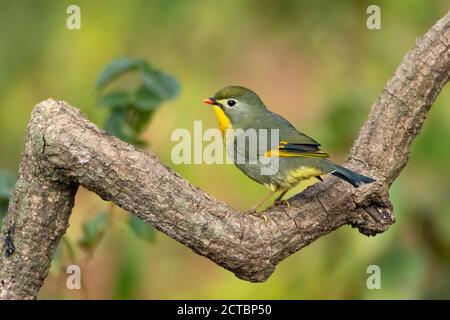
[{"left": 227, "top": 99, "right": 237, "bottom": 107}]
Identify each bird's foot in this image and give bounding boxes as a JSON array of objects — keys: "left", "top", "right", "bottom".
[
  {"left": 244, "top": 208, "right": 268, "bottom": 224},
  {"left": 274, "top": 199, "right": 290, "bottom": 208}
]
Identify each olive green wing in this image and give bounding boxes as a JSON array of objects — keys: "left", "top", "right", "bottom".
[{"left": 262, "top": 111, "right": 329, "bottom": 158}]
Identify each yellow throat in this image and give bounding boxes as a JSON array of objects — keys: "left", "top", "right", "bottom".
[{"left": 213, "top": 106, "right": 232, "bottom": 137}]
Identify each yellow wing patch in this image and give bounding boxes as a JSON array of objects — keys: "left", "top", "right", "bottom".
[
  {"left": 264, "top": 147, "right": 329, "bottom": 158},
  {"left": 264, "top": 141, "right": 329, "bottom": 158}
]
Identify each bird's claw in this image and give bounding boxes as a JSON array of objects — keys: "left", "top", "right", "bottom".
[
  {"left": 274, "top": 199, "right": 290, "bottom": 208},
  {"left": 244, "top": 207, "right": 257, "bottom": 215},
  {"left": 244, "top": 208, "right": 269, "bottom": 224}
]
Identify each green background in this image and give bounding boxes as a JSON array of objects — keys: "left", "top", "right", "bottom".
[{"left": 1, "top": 0, "right": 450, "bottom": 299}]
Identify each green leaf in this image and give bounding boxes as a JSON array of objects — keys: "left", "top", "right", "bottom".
[
  {"left": 128, "top": 215, "right": 156, "bottom": 243},
  {"left": 104, "top": 108, "right": 144, "bottom": 146},
  {"left": 129, "top": 109, "right": 154, "bottom": 135},
  {"left": 134, "top": 86, "right": 161, "bottom": 111},
  {"left": 140, "top": 65, "right": 180, "bottom": 101},
  {"left": 0, "top": 169, "right": 16, "bottom": 200},
  {"left": 79, "top": 211, "right": 109, "bottom": 250},
  {"left": 104, "top": 109, "right": 128, "bottom": 138},
  {"left": 96, "top": 58, "right": 144, "bottom": 92},
  {"left": 98, "top": 90, "right": 132, "bottom": 110},
  {"left": 96, "top": 58, "right": 180, "bottom": 148}
]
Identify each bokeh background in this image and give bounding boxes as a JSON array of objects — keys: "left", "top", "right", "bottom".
[{"left": 1, "top": 0, "right": 450, "bottom": 299}]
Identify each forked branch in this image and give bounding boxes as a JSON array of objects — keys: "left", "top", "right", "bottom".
[{"left": 1, "top": 12, "right": 450, "bottom": 300}]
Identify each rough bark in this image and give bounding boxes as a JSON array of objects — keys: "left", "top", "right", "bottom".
[{"left": 1, "top": 12, "right": 450, "bottom": 300}]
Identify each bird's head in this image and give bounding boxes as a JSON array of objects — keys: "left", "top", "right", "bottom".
[{"left": 203, "top": 86, "right": 266, "bottom": 127}]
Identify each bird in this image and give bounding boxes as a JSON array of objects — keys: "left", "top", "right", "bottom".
[{"left": 203, "top": 85, "right": 375, "bottom": 215}]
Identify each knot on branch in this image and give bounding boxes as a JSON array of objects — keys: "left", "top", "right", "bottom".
[{"left": 349, "top": 182, "right": 395, "bottom": 236}]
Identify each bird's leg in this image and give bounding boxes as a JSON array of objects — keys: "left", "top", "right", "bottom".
[
  {"left": 274, "top": 190, "right": 289, "bottom": 207},
  {"left": 248, "top": 190, "right": 276, "bottom": 212},
  {"left": 245, "top": 190, "right": 275, "bottom": 223}
]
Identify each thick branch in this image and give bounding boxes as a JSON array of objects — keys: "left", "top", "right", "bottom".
[{"left": 1, "top": 12, "right": 450, "bottom": 300}]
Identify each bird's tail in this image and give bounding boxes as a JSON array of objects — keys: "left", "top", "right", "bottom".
[{"left": 328, "top": 162, "right": 375, "bottom": 187}]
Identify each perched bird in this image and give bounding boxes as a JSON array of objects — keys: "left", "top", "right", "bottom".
[{"left": 203, "top": 86, "right": 375, "bottom": 213}]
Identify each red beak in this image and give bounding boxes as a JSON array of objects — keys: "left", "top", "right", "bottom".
[{"left": 203, "top": 98, "right": 215, "bottom": 105}]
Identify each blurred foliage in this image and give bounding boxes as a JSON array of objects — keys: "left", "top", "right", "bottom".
[
  {"left": 0, "top": 0, "right": 449, "bottom": 299},
  {"left": 79, "top": 211, "right": 109, "bottom": 250},
  {"left": 97, "top": 57, "right": 180, "bottom": 146},
  {"left": 113, "top": 243, "right": 141, "bottom": 300},
  {"left": 95, "top": 57, "right": 180, "bottom": 243},
  {"left": 129, "top": 215, "right": 157, "bottom": 243},
  {"left": 0, "top": 169, "right": 16, "bottom": 230},
  {"left": 322, "top": 89, "right": 370, "bottom": 152}
]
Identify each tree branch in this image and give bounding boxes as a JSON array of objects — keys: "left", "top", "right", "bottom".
[{"left": 1, "top": 12, "right": 450, "bottom": 300}]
